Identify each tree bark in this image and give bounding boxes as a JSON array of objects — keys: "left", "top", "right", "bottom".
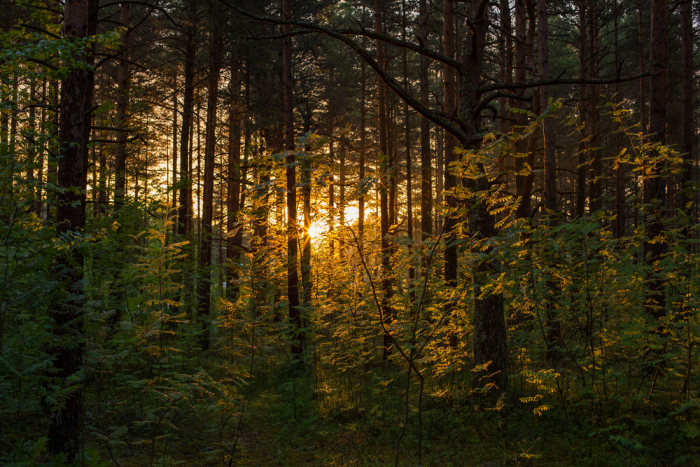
[
  {"left": 588, "top": 2, "right": 602, "bottom": 213},
  {"left": 227, "top": 67, "right": 242, "bottom": 300},
  {"left": 443, "top": 0, "right": 458, "bottom": 291},
  {"left": 680, "top": 0, "right": 693, "bottom": 214},
  {"left": 644, "top": 0, "right": 667, "bottom": 319},
  {"left": 47, "top": 0, "right": 90, "bottom": 458},
  {"left": 178, "top": 0, "right": 197, "bottom": 237},
  {"left": 575, "top": 0, "right": 588, "bottom": 217},
  {"left": 375, "top": 0, "right": 393, "bottom": 358},
  {"left": 283, "top": 0, "right": 304, "bottom": 359},
  {"left": 172, "top": 68, "right": 178, "bottom": 236},
  {"left": 518, "top": 0, "right": 538, "bottom": 220},
  {"left": 113, "top": 2, "right": 130, "bottom": 207},
  {"left": 419, "top": 0, "right": 432, "bottom": 241},
  {"left": 538, "top": 0, "right": 555, "bottom": 217},
  {"left": 513, "top": 0, "right": 528, "bottom": 217},
  {"left": 198, "top": 13, "right": 223, "bottom": 350},
  {"left": 359, "top": 60, "right": 366, "bottom": 244},
  {"left": 402, "top": 0, "right": 414, "bottom": 302}
]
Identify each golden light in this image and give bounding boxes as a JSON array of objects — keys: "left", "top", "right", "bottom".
[{"left": 306, "top": 205, "right": 361, "bottom": 240}]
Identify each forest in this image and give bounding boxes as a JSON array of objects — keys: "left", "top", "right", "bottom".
[{"left": 1, "top": 0, "right": 699, "bottom": 465}]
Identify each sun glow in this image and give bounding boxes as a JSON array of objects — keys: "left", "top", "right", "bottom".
[{"left": 307, "top": 205, "right": 361, "bottom": 240}]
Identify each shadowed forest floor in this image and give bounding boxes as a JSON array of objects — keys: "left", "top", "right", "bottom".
[{"left": 114, "top": 363, "right": 697, "bottom": 467}]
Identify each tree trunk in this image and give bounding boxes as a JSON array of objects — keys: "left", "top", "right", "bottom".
[
  {"left": 443, "top": 0, "right": 458, "bottom": 290},
  {"left": 359, "top": 60, "right": 366, "bottom": 244},
  {"left": 680, "top": 0, "right": 693, "bottom": 214},
  {"left": 198, "top": 15, "right": 223, "bottom": 350},
  {"left": 514, "top": 0, "right": 528, "bottom": 217},
  {"left": 639, "top": 0, "right": 647, "bottom": 137},
  {"left": 419, "top": 0, "right": 431, "bottom": 241},
  {"left": 588, "top": 3, "right": 602, "bottom": 213},
  {"left": 644, "top": 0, "right": 667, "bottom": 319},
  {"left": 538, "top": 0, "right": 555, "bottom": 217},
  {"left": 301, "top": 115, "right": 312, "bottom": 309},
  {"left": 575, "top": 0, "right": 588, "bottom": 217},
  {"left": 517, "top": 0, "right": 538, "bottom": 220},
  {"left": 537, "top": 0, "right": 561, "bottom": 361},
  {"left": 172, "top": 68, "right": 178, "bottom": 236},
  {"left": 113, "top": 3, "right": 130, "bottom": 207},
  {"left": 375, "top": 0, "right": 393, "bottom": 358},
  {"left": 457, "top": 0, "right": 509, "bottom": 393},
  {"left": 402, "top": 0, "right": 414, "bottom": 302},
  {"left": 47, "top": 0, "right": 91, "bottom": 458},
  {"left": 178, "top": 0, "right": 197, "bottom": 237},
  {"left": 227, "top": 67, "right": 242, "bottom": 300},
  {"left": 614, "top": 0, "right": 624, "bottom": 238},
  {"left": 283, "top": 0, "right": 304, "bottom": 359}
]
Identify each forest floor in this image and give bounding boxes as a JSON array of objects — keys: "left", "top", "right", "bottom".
[{"left": 213, "top": 365, "right": 677, "bottom": 467}]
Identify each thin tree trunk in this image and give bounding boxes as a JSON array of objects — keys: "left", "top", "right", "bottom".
[
  {"left": 614, "top": 0, "right": 624, "bottom": 237},
  {"left": 419, "top": 0, "right": 432, "bottom": 241},
  {"left": 375, "top": 0, "right": 393, "bottom": 358},
  {"left": 178, "top": 0, "right": 197, "bottom": 237},
  {"left": 301, "top": 116, "right": 312, "bottom": 309},
  {"left": 402, "top": 0, "right": 414, "bottom": 302},
  {"left": 588, "top": 2, "right": 602, "bottom": 213},
  {"left": 359, "top": 60, "right": 366, "bottom": 244},
  {"left": 680, "top": 0, "right": 693, "bottom": 215},
  {"left": 283, "top": 0, "right": 304, "bottom": 359},
  {"left": 443, "top": 0, "right": 458, "bottom": 292},
  {"left": 644, "top": 0, "right": 667, "bottom": 319},
  {"left": 518, "top": 0, "right": 538, "bottom": 220},
  {"left": 513, "top": 0, "right": 530, "bottom": 218},
  {"left": 113, "top": 3, "right": 130, "bottom": 207},
  {"left": 227, "top": 67, "right": 242, "bottom": 300},
  {"left": 576, "top": 0, "right": 588, "bottom": 217},
  {"left": 172, "top": 68, "right": 178, "bottom": 236},
  {"left": 639, "top": 0, "right": 647, "bottom": 136},
  {"left": 537, "top": 0, "right": 561, "bottom": 361},
  {"left": 198, "top": 17, "right": 223, "bottom": 350}
]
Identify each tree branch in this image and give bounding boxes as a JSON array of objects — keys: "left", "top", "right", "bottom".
[{"left": 478, "top": 67, "right": 655, "bottom": 93}]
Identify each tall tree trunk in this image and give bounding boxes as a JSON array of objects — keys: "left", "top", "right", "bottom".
[
  {"left": 172, "top": 68, "right": 178, "bottom": 236},
  {"left": 443, "top": 0, "right": 458, "bottom": 291},
  {"left": 28, "top": 81, "right": 36, "bottom": 211},
  {"left": 537, "top": 0, "right": 561, "bottom": 361},
  {"left": 639, "top": 0, "right": 647, "bottom": 137},
  {"left": 588, "top": 3, "right": 602, "bottom": 213},
  {"left": 644, "top": 0, "right": 667, "bottom": 319},
  {"left": 35, "top": 78, "right": 47, "bottom": 215},
  {"left": 419, "top": 0, "right": 432, "bottom": 240},
  {"left": 514, "top": 0, "right": 530, "bottom": 218},
  {"left": 375, "top": 0, "right": 393, "bottom": 358},
  {"left": 198, "top": 16, "right": 223, "bottom": 350},
  {"left": 227, "top": 67, "right": 242, "bottom": 300},
  {"left": 328, "top": 118, "right": 335, "bottom": 256},
  {"left": 614, "top": 0, "right": 624, "bottom": 237},
  {"left": 518, "top": 0, "right": 538, "bottom": 220},
  {"left": 283, "top": 0, "right": 304, "bottom": 359},
  {"left": 47, "top": 0, "right": 90, "bottom": 458},
  {"left": 402, "top": 0, "right": 414, "bottom": 302},
  {"left": 457, "top": 0, "right": 509, "bottom": 393},
  {"left": 680, "top": 0, "right": 693, "bottom": 216},
  {"left": 359, "top": 60, "right": 366, "bottom": 244},
  {"left": 178, "top": 0, "right": 197, "bottom": 237},
  {"left": 538, "top": 0, "right": 555, "bottom": 217},
  {"left": 499, "top": 0, "right": 513, "bottom": 137},
  {"left": 113, "top": 3, "right": 130, "bottom": 207},
  {"left": 301, "top": 115, "right": 312, "bottom": 309},
  {"left": 576, "top": 0, "right": 588, "bottom": 217}
]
